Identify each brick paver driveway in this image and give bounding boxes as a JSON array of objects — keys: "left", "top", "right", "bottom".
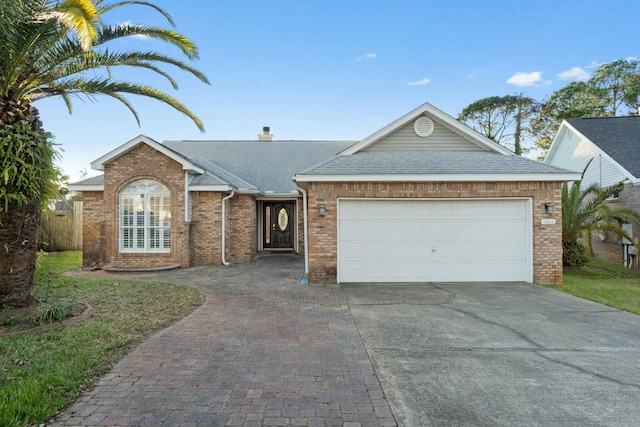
[{"left": 54, "top": 255, "right": 395, "bottom": 426}]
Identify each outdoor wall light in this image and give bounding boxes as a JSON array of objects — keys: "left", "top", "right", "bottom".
[
  {"left": 318, "top": 204, "right": 326, "bottom": 217},
  {"left": 544, "top": 203, "right": 554, "bottom": 214}
]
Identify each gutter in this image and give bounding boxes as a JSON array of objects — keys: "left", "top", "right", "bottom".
[
  {"left": 293, "top": 183, "right": 309, "bottom": 277},
  {"left": 221, "top": 190, "right": 235, "bottom": 266}
]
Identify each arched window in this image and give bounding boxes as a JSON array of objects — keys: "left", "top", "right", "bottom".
[{"left": 119, "top": 180, "right": 171, "bottom": 252}]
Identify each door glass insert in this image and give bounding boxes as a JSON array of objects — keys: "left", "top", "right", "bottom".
[
  {"left": 277, "top": 207, "right": 289, "bottom": 232},
  {"left": 265, "top": 206, "right": 271, "bottom": 244}
]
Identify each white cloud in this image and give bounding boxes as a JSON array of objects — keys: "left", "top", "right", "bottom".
[
  {"left": 407, "top": 77, "right": 431, "bottom": 86},
  {"left": 467, "top": 69, "right": 483, "bottom": 78},
  {"left": 557, "top": 66, "right": 590, "bottom": 81},
  {"left": 506, "top": 71, "right": 543, "bottom": 87},
  {"left": 357, "top": 52, "right": 377, "bottom": 61}
]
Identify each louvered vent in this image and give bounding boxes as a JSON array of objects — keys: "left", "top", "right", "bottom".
[{"left": 413, "top": 116, "right": 434, "bottom": 138}]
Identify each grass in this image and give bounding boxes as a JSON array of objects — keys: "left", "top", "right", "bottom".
[
  {"left": 0, "top": 252, "right": 204, "bottom": 427},
  {"left": 553, "top": 260, "right": 640, "bottom": 315}
]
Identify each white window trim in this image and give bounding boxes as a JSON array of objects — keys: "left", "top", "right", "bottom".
[{"left": 119, "top": 180, "right": 171, "bottom": 253}]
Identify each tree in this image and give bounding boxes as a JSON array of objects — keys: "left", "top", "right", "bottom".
[
  {"left": 458, "top": 94, "right": 537, "bottom": 155},
  {"left": 590, "top": 58, "right": 640, "bottom": 115},
  {"left": 533, "top": 59, "right": 640, "bottom": 153},
  {"left": 1, "top": 0, "right": 209, "bottom": 307},
  {"left": 562, "top": 177, "right": 640, "bottom": 266},
  {"left": 531, "top": 81, "right": 605, "bottom": 152}
]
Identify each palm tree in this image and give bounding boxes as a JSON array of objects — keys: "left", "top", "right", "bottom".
[
  {"left": 1, "top": 0, "right": 209, "bottom": 307},
  {"left": 562, "top": 179, "right": 640, "bottom": 266}
]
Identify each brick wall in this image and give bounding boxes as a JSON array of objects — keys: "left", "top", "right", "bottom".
[
  {"left": 297, "top": 199, "right": 305, "bottom": 255},
  {"left": 226, "top": 194, "right": 257, "bottom": 261},
  {"left": 101, "top": 144, "right": 190, "bottom": 269},
  {"left": 191, "top": 191, "right": 223, "bottom": 266},
  {"left": 81, "top": 191, "right": 104, "bottom": 266},
  {"left": 306, "top": 181, "right": 563, "bottom": 285}
]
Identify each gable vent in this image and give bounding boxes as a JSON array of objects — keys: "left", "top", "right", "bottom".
[{"left": 414, "top": 116, "right": 434, "bottom": 138}]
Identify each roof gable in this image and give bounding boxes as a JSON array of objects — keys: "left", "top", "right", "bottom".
[
  {"left": 341, "top": 103, "right": 514, "bottom": 156},
  {"left": 90, "top": 135, "right": 204, "bottom": 174},
  {"left": 546, "top": 117, "right": 640, "bottom": 182}
]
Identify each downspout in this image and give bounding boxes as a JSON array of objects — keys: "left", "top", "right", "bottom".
[
  {"left": 293, "top": 182, "right": 309, "bottom": 276},
  {"left": 221, "top": 190, "right": 235, "bottom": 266}
]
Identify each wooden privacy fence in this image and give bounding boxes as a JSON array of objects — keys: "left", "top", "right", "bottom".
[{"left": 38, "top": 201, "right": 83, "bottom": 251}]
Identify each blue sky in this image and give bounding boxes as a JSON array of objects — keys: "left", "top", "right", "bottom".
[{"left": 37, "top": 0, "right": 640, "bottom": 181}]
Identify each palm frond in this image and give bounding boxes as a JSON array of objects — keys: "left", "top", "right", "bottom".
[
  {"left": 97, "top": 24, "right": 199, "bottom": 60},
  {"left": 2, "top": 0, "right": 208, "bottom": 132},
  {"left": 39, "top": 0, "right": 100, "bottom": 51},
  {"left": 43, "top": 77, "right": 205, "bottom": 132},
  {"left": 95, "top": 1, "right": 176, "bottom": 28}
]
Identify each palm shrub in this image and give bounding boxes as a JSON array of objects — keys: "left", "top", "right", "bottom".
[
  {"left": 0, "top": 0, "right": 208, "bottom": 307},
  {"left": 562, "top": 179, "right": 640, "bottom": 266}
]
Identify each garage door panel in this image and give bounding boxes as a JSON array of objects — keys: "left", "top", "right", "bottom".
[{"left": 338, "top": 199, "right": 531, "bottom": 283}]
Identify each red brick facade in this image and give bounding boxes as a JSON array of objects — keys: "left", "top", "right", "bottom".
[
  {"left": 81, "top": 142, "right": 566, "bottom": 284},
  {"left": 81, "top": 191, "right": 105, "bottom": 266},
  {"left": 80, "top": 143, "right": 306, "bottom": 270},
  {"left": 305, "top": 181, "right": 564, "bottom": 285},
  {"left": 226, "top": 194, "right": 257, "bottom": 261}
]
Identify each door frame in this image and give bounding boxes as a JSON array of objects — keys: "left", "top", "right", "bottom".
[{"left": 257, "top": 198, "right": 299, "bottom": 252}]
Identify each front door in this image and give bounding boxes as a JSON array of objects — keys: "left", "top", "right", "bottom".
[{"left": 263, "top": 202, "right": 294, "bottom": 250}]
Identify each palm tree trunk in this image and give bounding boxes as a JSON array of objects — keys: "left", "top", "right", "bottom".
[
  {"left": 0, "top": 97, "right": 47, "bottom": 308},
  {"left": 0, "top": 200, "right": 39, "bottom": 307}
]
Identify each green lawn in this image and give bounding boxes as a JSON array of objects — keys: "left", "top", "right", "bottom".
[
  {"left": 554, "top": 261, "right": 640, "bottom": 315},
  {"left": 0, "top": 252, "right": 204, "bottom": 427}
]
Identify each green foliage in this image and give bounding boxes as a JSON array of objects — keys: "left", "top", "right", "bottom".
[
  {"left": 458, "top": 94, "right": 538, "bottom": 155},
  {"left": 590, "top": 59, "right": 640, "bottom": 115},
  {"left": 460, "top": 59, "right": 640, "bottom": 154},
  {"left": 562, "top": 178, "right": 640, "bottom": 266},
  {"left": 532, "top": 59, "right": 640, "bottom": 152},
  {"left": 1, "top": 307, "right": 20, "bottom": 326},
  {"left": 0, "top": 0, "right": 209, "bottom": 130},
  {"left": 34, "top": 300, "right": 74, "bottom": 324},
  {"left": 0, "top": 0, "right": 208, "bottom": 307},
  {"left": 0, "top": 113, "right": 58, "bottom": 213}
]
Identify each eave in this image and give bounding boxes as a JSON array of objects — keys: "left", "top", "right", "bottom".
[{"left": 293, "top": 173, "right": 581, "bottom": 183}]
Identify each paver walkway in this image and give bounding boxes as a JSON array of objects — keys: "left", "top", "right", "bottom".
[{"left": 54, "top": 255, "right": 396, "bottom": 426}]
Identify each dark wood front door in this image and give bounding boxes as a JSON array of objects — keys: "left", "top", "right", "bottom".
[{"left": 263, "top": 202, "right": 294, "bottom": 249}]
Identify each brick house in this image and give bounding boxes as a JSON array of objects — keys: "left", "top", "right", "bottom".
[
  {"left": 70, "top": 103, "right": 578, "bottom": 284},
  {"left": 545, "top": 116, "right": 640, "bottom": 267}
]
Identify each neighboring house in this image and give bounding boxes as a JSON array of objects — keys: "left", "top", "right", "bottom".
[
  {"left": 69, "top": 103, "right": 579, "bottom": 284},
  {"left": 544, "top": 116, "right": 640, "bottom": 267}
]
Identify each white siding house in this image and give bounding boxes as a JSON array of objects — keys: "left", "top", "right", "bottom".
[{"left": 545, "top": 116, "right": 640, "bottom": 267}]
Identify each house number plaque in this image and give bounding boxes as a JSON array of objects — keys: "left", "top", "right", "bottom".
[{"left": 541, "top": 219, "right": 556, "bottom": 225}]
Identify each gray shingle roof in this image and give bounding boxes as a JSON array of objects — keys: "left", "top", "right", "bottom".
[
  {"left": 188, "top": 157, "right": 257, "bottom": 190},
  {"left": 71, "top": 175, "right": 104, "bottom": 185},
  {"left": 566, "top": 116, "right": 640, "bottom": 178},
  {"left": 162, "top": 140, "right": 355, "bottom": 193},
  {"left": 299, "top": 151, "right": 574, "bottom": 176}
]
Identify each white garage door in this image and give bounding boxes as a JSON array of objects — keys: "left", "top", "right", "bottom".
[{"left": 338, "top": 199, "right": 531, "bottom": 283}]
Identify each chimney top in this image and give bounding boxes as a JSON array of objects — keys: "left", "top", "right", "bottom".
[{"left": 258, "top": 126, "right": 273, "bottom": 141}]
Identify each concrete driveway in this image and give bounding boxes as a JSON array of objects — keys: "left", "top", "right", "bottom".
[{"left": 342, "top": 282, "right": 640, "bottom": 426}]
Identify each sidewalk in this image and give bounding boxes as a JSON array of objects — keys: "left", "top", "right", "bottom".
[{"left": 53, "top": 255, "right": 396, "bottom": 426}]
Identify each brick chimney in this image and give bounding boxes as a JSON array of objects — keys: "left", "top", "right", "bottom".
[{"left": 258, "top": 126, "right": 273, "bottom": 141}]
